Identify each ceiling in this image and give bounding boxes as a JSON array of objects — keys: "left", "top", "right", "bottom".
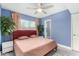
[{"left": 1, "top": 3, "right": 79, "bottom": 18}]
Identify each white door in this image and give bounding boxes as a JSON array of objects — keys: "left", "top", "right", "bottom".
[
  {"left": 72, "top": 14, "right": 79, "bottom": 51},
  {"left": 44, "top": 19, "right": 51, "bottom": 38}
]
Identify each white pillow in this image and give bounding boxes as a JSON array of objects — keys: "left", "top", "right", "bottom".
[
  {"left": 18, "top": 36, "right": 29, "bottom": 40},
  {"left": 30, "top": 35, "right": 37, "bottom": 38}
]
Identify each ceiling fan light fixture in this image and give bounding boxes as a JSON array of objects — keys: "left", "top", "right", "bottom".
[{"left": 37, "top": 8, "right": 43, "bottom": 13}]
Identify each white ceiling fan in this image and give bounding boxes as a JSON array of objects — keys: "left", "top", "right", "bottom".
[{"left": 26, "top": 3, "right": 54, "bottom": 14}]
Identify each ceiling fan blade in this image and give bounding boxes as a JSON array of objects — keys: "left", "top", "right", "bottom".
[
  {"left": 34, "top": 11, "right": 38, "bottom": 14},
  {"left": 42, "top": 11, "right": 47, "bottom": 14},
  {"left": 42, "top": 5, "right": 54, "bottom": 9},
  {"left": 26, "top": 7, "right": 37, "bottom": 9}
]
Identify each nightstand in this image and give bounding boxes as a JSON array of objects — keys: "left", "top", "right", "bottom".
[{"left": 2, "top": 41, "right": 13, "bottom": 53}]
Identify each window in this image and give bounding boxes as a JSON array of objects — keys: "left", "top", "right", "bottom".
[{"left": 20, "top": 19, "right": 36, "bottom": 30}]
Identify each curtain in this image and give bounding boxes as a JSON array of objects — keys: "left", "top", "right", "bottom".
[
  {"left": 35, "top": 18, "right": 40, "bottom": 25},
  {"left": 12, "top": 12, "right": 20, "bottom": 30}
]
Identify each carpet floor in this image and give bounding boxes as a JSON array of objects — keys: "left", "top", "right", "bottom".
[{"left": 1, "top": 46, "right": 79, "bottom": 56}]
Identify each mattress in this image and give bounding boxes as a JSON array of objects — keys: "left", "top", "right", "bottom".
[{"left": 14, "top": 37, "right": 57, "bottom": 56}]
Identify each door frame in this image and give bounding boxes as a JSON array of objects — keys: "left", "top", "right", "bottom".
[
  {"left": 71, "top": 13, "right": 79, "bottom": 51},
  {"left": 44, "top": 19, "right": 51, "bottom": 38},
  {"left": 71, "top": 14, "right": 73, "bottom": 50}
]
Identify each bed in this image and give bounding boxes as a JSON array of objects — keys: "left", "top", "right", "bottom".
[{"left": 13, "top": 30, "right": 57, "bottom": 56}]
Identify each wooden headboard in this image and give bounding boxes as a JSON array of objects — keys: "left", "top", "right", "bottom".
[{"left": 13, "top": 30, "right": 37, "bottom": 40}]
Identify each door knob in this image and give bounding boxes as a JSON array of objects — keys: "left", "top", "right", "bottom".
[{"left": 73, "top": 34, "right": 76, "bottom": 36}]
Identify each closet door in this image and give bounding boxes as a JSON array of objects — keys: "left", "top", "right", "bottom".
[{"left": 72, "top": 14, "right": 79, "bottom": 51}]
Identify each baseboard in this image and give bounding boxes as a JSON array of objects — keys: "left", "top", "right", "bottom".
[{"left": 58, "top": 44, "right": 72, "bottom": 50}]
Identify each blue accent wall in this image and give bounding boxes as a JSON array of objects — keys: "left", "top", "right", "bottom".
[
  {"left": 20, "top": 14, "right": 36, "bottom": 21},
  {"left": 1, "top": 8, "right": 12, "bottom": 43},
  {"left": 41, "top": 10, "right": 71, "bottom": 47},
  {"left": 1, "top": 8, "right": 12, "bottom": 17}
]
